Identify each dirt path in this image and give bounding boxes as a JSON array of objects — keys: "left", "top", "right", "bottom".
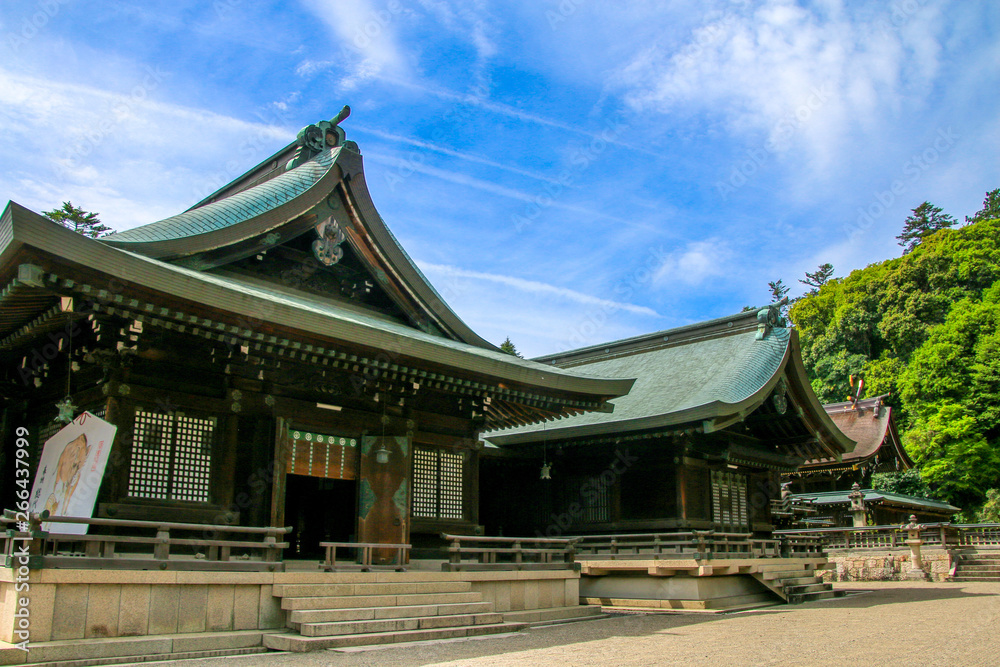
[{"left": 159, "top": 582, "right": 1000, "bottom": 667}]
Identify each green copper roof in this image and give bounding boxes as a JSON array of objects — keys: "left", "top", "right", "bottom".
[
  {"left": 795, "top": 489, "right": 959, "bottom": 513},
  {"left": 103, "top": 147, "right": 339, "bottom": 244},
  {"left": 487, "top": 318, "right": 791, "bottom": 445}
]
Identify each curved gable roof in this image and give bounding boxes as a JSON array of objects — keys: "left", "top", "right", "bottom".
[
  {"left": 97, "top": 111, "right": 497, "bottom": 350},
  {"left": 486, "top": 309, "right": 854, "bottom": 458}
]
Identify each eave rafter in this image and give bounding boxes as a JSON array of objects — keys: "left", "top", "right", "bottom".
[{"left": 12, "top": 267, "right": 605, "bottom": 429}]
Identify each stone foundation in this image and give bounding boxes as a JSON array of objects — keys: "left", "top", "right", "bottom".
[
  {"left": 821, "top": 549, "right": 953, "bottom": 582},
  {"left": 0, "top": 567, "right": 579, "bottom": 645}
]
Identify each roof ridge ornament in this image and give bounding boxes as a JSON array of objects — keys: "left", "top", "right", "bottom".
[
  {"left": 288, "top": 105, "right": 353, "bottom": 170},
  {"left": 755, "top": 297, "right": 788, "bottom": 340}
]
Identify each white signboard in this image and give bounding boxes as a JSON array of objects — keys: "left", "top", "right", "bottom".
[{"left": 28, "top": 411, "right": 117, "bottom": 534}]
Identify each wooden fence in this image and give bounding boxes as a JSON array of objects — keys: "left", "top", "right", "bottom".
[
  {"left": 571, "top": 531, "right": 824, "bottom": 560},
  {"left": 776, "top": 523, "right": 1000, "bottom": 551},
  {"left": 440, "top": 534, "right": 579, "bottom": 571},
  {"left": 1, "top": 511, "right": 290, "bottom": 571}
]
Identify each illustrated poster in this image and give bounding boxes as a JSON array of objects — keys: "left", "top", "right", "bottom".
[{"left": 28, "top": 411, "right": 117, "bottom": 534}]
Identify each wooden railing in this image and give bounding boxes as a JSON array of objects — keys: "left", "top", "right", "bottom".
[
  {"left": 320, "top": 541, "right": 410, "bottom": 572},
  {"left": 440, "top": 534, "right": 578, "bottom": 571},
  {"left": 1, "top": 511, "right": 290, "bottom": 571},
  {"left": 571, "top": 531, "right": 821, "bottom": 560},
  {"left": 776, "top": 523, "right": 1000, "bottom": 550}
]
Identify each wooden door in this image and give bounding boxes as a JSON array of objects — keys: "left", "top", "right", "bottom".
[{"left": 357, "top": 435, "right": 411, "bottom": 564}]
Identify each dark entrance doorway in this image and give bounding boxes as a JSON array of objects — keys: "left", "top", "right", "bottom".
[{"left": 285, "top": 475, "right": 356, "bottom": 559}]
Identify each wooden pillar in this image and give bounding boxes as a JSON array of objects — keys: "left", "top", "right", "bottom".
[
  {"left": 269, "top": 418, "right": 290, "bottom": 529},
  {"left": 357, "top": 435, "right": 412, "bottom": 564},
  {"left": 211, "top": 415, "right": 239, "bottom": 509},
  {"left": 103, "top": 395, "right": 133, "bottom": 503}
]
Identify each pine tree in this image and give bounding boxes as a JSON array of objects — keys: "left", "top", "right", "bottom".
[
  {"left": 896, "top": 202, "right": 955, "bottom": 254},
  {"left": 43, "top": 202, "right": 112, "bottom": 238},
  {"left": 966, "top": 188, "right": 1000, "bottom": 224},
  {"left": 768, "top": 279, "right": 789, "bottom": 303},
  {"left": 799, "top": 263, "right": 834, "bottom": 295},
  {"left": 499, "top": 337, "right": 523, "bottom": 358}
]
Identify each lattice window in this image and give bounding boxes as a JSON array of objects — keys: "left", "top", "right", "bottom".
[
  {"left": 411, "top": 447, "right": 464, "bottom": 520},
  {"left": 581, "top": 480, "right": 611, "bottom": 523},
  {"left": 127, "top": 409, "right": 215, "bottom": 503},
  {"left": 711, "top": 471, "right": 748, "bottom": 529},
  {"left": 412, "top": 449, "right": 437, "bottom": 518}
]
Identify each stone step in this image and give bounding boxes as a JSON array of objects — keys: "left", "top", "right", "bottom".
[
  {"left": 956, "top": 563, "right": 1000, "bottom": 574},
  {"left": 951, "top": 576, "right": 1000, "bottom": 582},
  {"left": 289, "top": 601, "right": 495, "bottom": 625},
  {"left": 273, "top": 581, "right": 472, "bottom": 597},
  {"left": 787, "top": 589, "right": 838, "bottom": 604},
  {"left": 504, "top": 605, "right": 605, "bottom": 626},
  {"left": 281, "top": 591, "right": 482, "bottom": 611},
  {"left": 759, "top": 569, "right": 816, "bottom": 581},
  {"left": 263, "top": 621, "right": 527, "bottom": 652},
  {"left": 0, "top": 630, "right": 272, "bottom": 666},
  {"left": 783, "top": 583, "right": 829, "bottom": 595},
  {"left": 776, "top": 576, "right": 821, "bottom": 587},
  {"left": 300, "top": 612, "right": 504, "bottom": 637}
]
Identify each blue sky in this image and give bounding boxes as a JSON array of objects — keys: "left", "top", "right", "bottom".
[{"left": 1, "top": 1, "right": 998, "bottom": 358}]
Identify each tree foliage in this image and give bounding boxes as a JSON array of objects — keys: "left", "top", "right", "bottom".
[
  {"left": 499, "top": 337, "right": 523, "bottom": 358},
  {"left": 800, "top": 263, "right": 835, "bottom": 295},
  {"left": 896, "top": 201, "right": 955, "bottom": 254},
  {"left": 966, "top": 188, "right": 1000, "bottom": 225},
  {"left": 791, "top": 211, "right": 1000, "bottom": 511},
  {"left": 43, "top": 202, "right": 112, "bottom": 238},
  {"left": 871, "top": 469, "right": 932, "bottom": 499}
]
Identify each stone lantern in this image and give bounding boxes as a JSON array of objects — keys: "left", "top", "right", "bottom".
[
  {"left": 900, "top": 514, "right": 930, "bottom": 581},
  {"left": 848, "top": 482, "right": 867, "bottom": 527}
]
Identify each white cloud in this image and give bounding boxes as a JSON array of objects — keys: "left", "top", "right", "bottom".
[
  {"left": 618, "top": 0, "right": 945, "bottom": 173},
  {"left": 418, "top": 262, "right": 660, "bottom": 317},
  {"left": 653, "top": 240, "right": 732, "bottom": 287},
  {"left": 363, "top": 151, "right": 637, "bottom": 226},
  {"left": 298, "top": 0, "right": 410, "bottom": 89},
  {"left": 0, "top": 67, "right": 293, "bottom": 230}
]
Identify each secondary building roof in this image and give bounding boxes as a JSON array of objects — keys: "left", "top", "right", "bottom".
[
  {"left": 485, "top": 307, "right": 855, "bottom": 462},
  {"left": 798, "top": 395, "right": 913, "bottom": 473},
  {"left": 793, "top": 489, "right": 959, "bottom": 515}
]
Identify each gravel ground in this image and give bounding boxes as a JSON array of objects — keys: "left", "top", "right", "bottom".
[{"left": 155, "top": 582, "right": 999, "bottom": 667}]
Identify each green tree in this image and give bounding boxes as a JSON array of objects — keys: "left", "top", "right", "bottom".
[
  {"left": 871, "top": 469, "right": 932, "bottom": 498},
  {"left": 966, "top": 188, "right": 1000, "bottom": 224},
  {"left": 768, "top": 279, "right": 789, "bottom": 303},
  {"left": 791, "top": 216, "right": 1000, "bottom": 509},
  {"left": 799, "top": 263, "right": 835, "bottom": 295},
  {"left": 978, "top": 489, "right": 1000, "bottom": 523},
  {"left": 499, "top": 337, "right": 522, "bottom": 358},
  {"left": 896, "top": 201, "right": 955, "bottom": 254},
  {"left": 43, "top": 201, "right": 112, "bottom": 238}
]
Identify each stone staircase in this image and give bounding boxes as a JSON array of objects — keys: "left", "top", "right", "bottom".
[
  {"left": 263, "top": 579, "right": 528, "bottom": 652},
  {"left": 952, "top": 550, "right": 1000, "bottom": 582},
  {"left": 752, "top": 562, "right": 842, "bottom": 605}
]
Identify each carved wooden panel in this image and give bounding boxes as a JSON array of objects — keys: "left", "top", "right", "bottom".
[{"left": 285, "top": 428, "right": 358, "bottom": 480}]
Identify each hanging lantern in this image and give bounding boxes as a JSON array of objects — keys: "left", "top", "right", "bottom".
[
  {"left": 375, "top": 445, "right": 390, "bottom": 464},
  {"left": 539, "top": 462, "right": 552, "bottom": 480}
]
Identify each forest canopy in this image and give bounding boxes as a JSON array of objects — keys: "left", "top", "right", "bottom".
[{"left": 790, "top": 198, "right": 1000, "bottom": 515}]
